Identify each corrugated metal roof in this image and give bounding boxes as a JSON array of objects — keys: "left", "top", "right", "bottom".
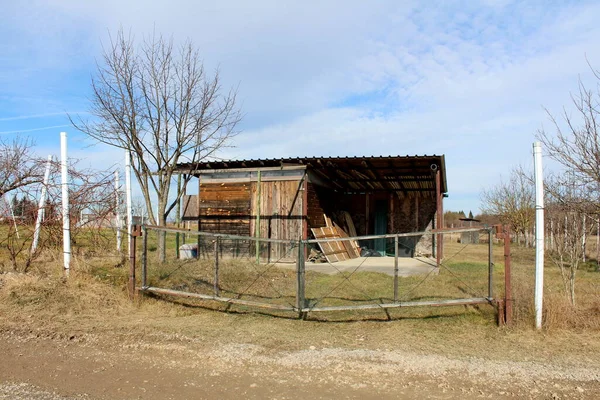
[{"left": 176, "top": 155, "right": 447, "bottom": 193}]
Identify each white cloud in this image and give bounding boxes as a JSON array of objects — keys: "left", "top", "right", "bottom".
[{"left": 3, "top": 0, "right": 600, "bottom": 214}]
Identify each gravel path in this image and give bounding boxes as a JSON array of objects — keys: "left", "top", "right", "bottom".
[
  {"left": 0, "top": 383, "right": 88, "bottom": 400},
  {"left": 1, "top": 332, "right": 599, "bottom": 399}
]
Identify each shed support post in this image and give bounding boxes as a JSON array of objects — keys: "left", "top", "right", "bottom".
[
  {"left": 255, "top": 170, "right": 262, "bottom": 264},
  {"left": 394, "top": 235, "right": 399, "bottom": 302},
  {"left": 302, "top": 175, "right": 309, "bottom": 259},
  {"left": 296, "top": 240, "right": 306, "bottom": 319},
  {"left": 365, "top": 194, "right": 370, "bottom": 235},
  {"left": 435, "top": 168, "right": 443, "bottom": 267}
]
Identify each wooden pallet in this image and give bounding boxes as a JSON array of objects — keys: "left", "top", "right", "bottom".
[{"left": 311, "top": 214, "right": 360, "bottom": 263}]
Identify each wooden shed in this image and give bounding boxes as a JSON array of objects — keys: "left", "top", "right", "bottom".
[{"left": 177, "top": 155, "right": 447, "bottom": 261}]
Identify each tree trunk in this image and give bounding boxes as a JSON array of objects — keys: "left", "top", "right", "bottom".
[
  {"left": 175, "top": 175, "right": 181, "bottom": 259},
  {"left": 570, "top": 270, "right": 576, "bottom": 306},
  {"left": 157, "top": 197, "right": 167, "bottom": 263},
  {"left": 550, "top": 218, "right": 554, "bottom": 251},
  {"left": 582, "top": 213, "right": 587, "bottom": 262},
  {"left": 158, "top": 218, "right": 167, "bottom": 263},
  {"left": 596, "top": 217, "right": 599, "bottom": 270}
]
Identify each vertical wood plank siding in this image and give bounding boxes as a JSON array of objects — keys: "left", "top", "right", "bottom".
[
  {"left": 198, "top": 182, "right": 251, "bottom": 256},
  {"left": 249, "top": 180, "right": 304, "bottom": 261}
]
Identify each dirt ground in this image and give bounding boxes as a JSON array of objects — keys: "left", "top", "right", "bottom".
[{"left": 0, "top": 327, "right": 598, "bottom": 400}]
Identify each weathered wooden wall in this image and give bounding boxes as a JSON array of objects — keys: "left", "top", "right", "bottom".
[
  {"left": 198, "top": 182, "right": 251, "bottom": 234},
  {"left": 197, "top": 182, "right": 252, "bottom": 256},
  {"left": 250, "top": 180, "right": 304, "bottom": 261}
]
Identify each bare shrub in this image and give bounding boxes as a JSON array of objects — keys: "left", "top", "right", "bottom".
[
  {"left": 0, "top": 156, "right": 122, "bottom": 273},
  {"left": 480, "top": 169, "right": 534, "bottom": 247}
]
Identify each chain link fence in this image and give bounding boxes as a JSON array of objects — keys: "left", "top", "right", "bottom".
[{"left": 137, "top": 226, "right": 508, "bottom": 321}]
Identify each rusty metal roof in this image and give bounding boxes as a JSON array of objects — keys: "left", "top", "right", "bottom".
[{"left": 177, "top": 155, "right": 447, "bottom": 193}]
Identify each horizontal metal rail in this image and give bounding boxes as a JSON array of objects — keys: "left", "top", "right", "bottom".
[
  {"left": 140, "top": 286, "right": 491, "bottom": 314},
  {"left": 145, "top": 224, "right": 491, "bottom": 245},
  {"left": 140, "top": 286, "right": 297, "bottom": 311},
  {"left": 140, "top": 225, "right": 498, "bottom": 320},
  {"left": 304, "top": 227, "right": 492, "bottom": 244},
  {"left": 303, "top": 297, "right": 492, "bottom": 312}
]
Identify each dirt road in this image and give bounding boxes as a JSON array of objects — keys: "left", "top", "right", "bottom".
[{"left": 0, "top": 330, "right": 598, "bottom": 400}]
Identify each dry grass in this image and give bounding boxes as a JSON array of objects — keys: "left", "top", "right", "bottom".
[{"left": 1, "top": 231, "right": 600, "bottom": 368}]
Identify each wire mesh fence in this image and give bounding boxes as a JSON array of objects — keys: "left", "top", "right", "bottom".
[
  {"left": 136, "top": 226, "right": 506, "bottom": 320},
  {"left": 139, "top": 227, "right": 299, "bottom": 311}
]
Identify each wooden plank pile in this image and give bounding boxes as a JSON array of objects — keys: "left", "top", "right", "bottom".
[{"left": 311, "top": 214, "right": 361, "bottom": 263}]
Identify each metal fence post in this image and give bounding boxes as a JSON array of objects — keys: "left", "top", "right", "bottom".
[
  {"left": 488, "top": 228, "right": 493, "bottom": 300},
  {"left": 296, "top": 239, "right": 306, "bottom": 319},
  {"left": 503, "top": 225, "right": 513, "bottom": 325},
  {"left": 214, "top": 236, "right": 220, "bottom": 297},
  {"left": 129, "top": 224, "right": 141, "bottom": 300},
  {"left": 394, "top": 235, "right": 399, "bottom": 302},
  {"left": 141, "top": 225, "right": 148, "bottom": 289}
]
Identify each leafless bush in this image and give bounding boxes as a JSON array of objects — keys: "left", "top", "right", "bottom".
[
  {"left": 542, "top": 174, "right": 595, "bottom": 306},
  {"left": 0, "top": 155, "right": 122, "bottom": 272},
  {"left": 480, "top": 168, "right": 534, "bottom": 246},
  {"left": 43, "top": 161, "right": 122, "bottom": 256}
]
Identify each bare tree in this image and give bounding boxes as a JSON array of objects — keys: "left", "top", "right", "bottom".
[
  {"left": 480, "top": 169, "right": 535, "bottom": 246},
  {"left": 0, "top": 137, "right": 43, "bottom": 198},
  {"left": 537, "top": 72, "right": 600, "bottom": 214},
  {"left": 71, "top": 29, "right": 241, "bottom": 261},
  {"left": 534, "top": 63, "right": 600, "bottom": 305}
]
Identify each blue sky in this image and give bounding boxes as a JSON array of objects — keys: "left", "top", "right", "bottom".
[{"left": 2, "top": 0, "right": 600, "bottom": 214}]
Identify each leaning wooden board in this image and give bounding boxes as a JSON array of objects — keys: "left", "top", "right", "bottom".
[
  {"left": 311, "top": 227, "right": 349, "bottom": 262},
  {"left": 311, "top": 228, "right": 361, "bottom": 262},
  {"left": 333, "top": 222, "right": 359, "bottom": 259},
  {"left": 342, "top": 211, "right": 361, "bottom": 256}
]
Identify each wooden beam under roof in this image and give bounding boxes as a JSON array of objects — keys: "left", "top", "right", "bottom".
[{"left": 362, "top": 159, "right": 392, "bottom": 191}]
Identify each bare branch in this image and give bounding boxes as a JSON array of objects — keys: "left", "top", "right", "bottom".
[{"left": 70, "top": 28, "right": 241, "bottom": 261}]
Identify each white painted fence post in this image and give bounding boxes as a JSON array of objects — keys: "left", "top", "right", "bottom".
[
  {"left": 125, "top": 151, "right": 133, "bottom": 256},
  {"left": 115, "top": 170, "right": 122, "bottom": 252},
  {"left": 60, "top": 132, "right": 71, "bottom": 273},
  {"left": 533, "top": 142, "right": 545, "bottom": 329}
]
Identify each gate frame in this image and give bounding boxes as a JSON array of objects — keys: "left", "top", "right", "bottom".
[{"left": 131, "top": 225, "right": 512, "bottom": 324}]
